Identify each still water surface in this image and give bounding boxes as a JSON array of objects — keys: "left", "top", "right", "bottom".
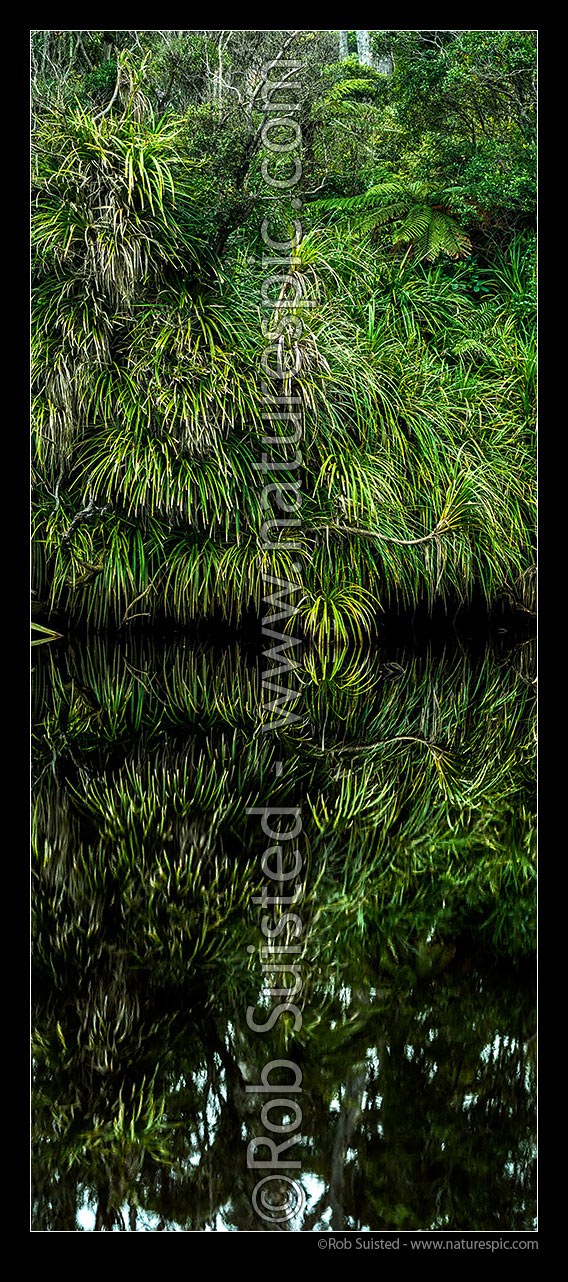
[{"left": 31, "top": 632, "right": 536, "bottom": 1231}]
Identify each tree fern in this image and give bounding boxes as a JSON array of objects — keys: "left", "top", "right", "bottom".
[{"left": 311, "top": 179, "right": 472, "bottom": 261}]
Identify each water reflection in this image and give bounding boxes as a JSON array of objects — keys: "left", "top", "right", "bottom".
[{"left": 31, "top": 634, "right": 536, "bottom": 1231}]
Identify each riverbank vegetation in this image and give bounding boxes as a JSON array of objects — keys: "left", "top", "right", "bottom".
[
  {"left": 31, "top": 30, "right": 536, "bottom": 638},
  {"left": 31, "top": 30, "right": 536, "bottom": 1233}
]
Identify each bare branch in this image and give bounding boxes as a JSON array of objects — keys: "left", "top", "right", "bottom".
[{"left": 92, "top": 64, "right": 122, "bottom": 123}]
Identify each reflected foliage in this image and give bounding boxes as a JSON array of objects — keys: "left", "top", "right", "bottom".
[{"left": 32, "top": 635, "right": 535, "bottom": 1230}]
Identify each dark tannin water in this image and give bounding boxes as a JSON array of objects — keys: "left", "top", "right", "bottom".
[{"left": 31, "top": 629, "right": 536, "bottom": 1232}]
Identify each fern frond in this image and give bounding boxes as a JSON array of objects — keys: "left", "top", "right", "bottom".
[{"left": 310, "top": 180, "right": 471, "bottom": 262}]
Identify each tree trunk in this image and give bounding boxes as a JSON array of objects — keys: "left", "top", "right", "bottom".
[
  {"left": 329, "top": 1060, "right": 367, "bottom": 1229},
  {"left": 339, "top": 31, "right": 349, "bottom": 61},
  {"left": 356, "top": 31, "right": 373, "bottom": 68},
  {"left": 376, "top": 51, "right": 394, "bottom": 76}
]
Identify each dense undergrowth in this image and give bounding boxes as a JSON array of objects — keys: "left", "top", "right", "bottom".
[
  {"left": 31, "top": 30, "right": 537, "bottom": 1233},
  {"left": 31, "top": 37, "right": 536, "bottom": 639}
]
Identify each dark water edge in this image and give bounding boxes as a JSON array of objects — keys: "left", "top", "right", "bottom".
[
  {"left": 31, "top": 622, "right": 536, "bottom": 1232},
  {"left": 35, "top": 590, "right": 535, "bottom": 649}
]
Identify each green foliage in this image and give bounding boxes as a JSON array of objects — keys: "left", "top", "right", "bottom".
[
  {"left": 32, "top": 216, "right": 535, "bottom": 628},
  {"left": 312, "top": 178, "right": 472, "bottom": 260},
  {"left": 30, "top": 31, "right": 536, "bottom": 1234},
  {"left": 31, "top": 31, "right": 536, "bottom": 631},
  {"left": 380, "top": 30, "right": 536, "bottom": 243}
]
